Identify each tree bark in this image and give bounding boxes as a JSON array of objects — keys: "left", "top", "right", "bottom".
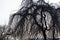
[
  {"left": 42, "top": 30, "right": 46, "bottom": 40},
  {"left": 53, "top": 28, "right": 55, "bottom": 40}
]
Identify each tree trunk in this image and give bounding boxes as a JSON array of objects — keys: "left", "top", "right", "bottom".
[
  {"left": 53, "top": 28, "right": 55, "bottom": 40},
  {"left": 43, "top": 30, "right": 46, "bottom": 40}
]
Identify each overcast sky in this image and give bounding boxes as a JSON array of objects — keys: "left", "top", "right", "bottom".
[
  {"left": 0, "top": 0, "right": 22, "bottom": 25},
  {"left": 0, "top": 0, "right": 60, "bottom": 25}
]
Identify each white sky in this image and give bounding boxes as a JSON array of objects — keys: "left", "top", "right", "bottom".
[
  {"left": 0, "top": 0, "right": 22, "bottom": 25},
  {"left": 0, "top": 0, "right": 60, "bottom": 25}
]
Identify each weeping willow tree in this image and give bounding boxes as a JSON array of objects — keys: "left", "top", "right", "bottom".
[
  {"left": 56, "top": 8, "right": 60, "bottom": 35},
  {"left": 0, "top": 0, "right": 59, "bottom": 40}
]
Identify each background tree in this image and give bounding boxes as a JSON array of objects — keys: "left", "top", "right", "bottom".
[{"left": 0, "top": 0, "right": 59, "bottom": 40}]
